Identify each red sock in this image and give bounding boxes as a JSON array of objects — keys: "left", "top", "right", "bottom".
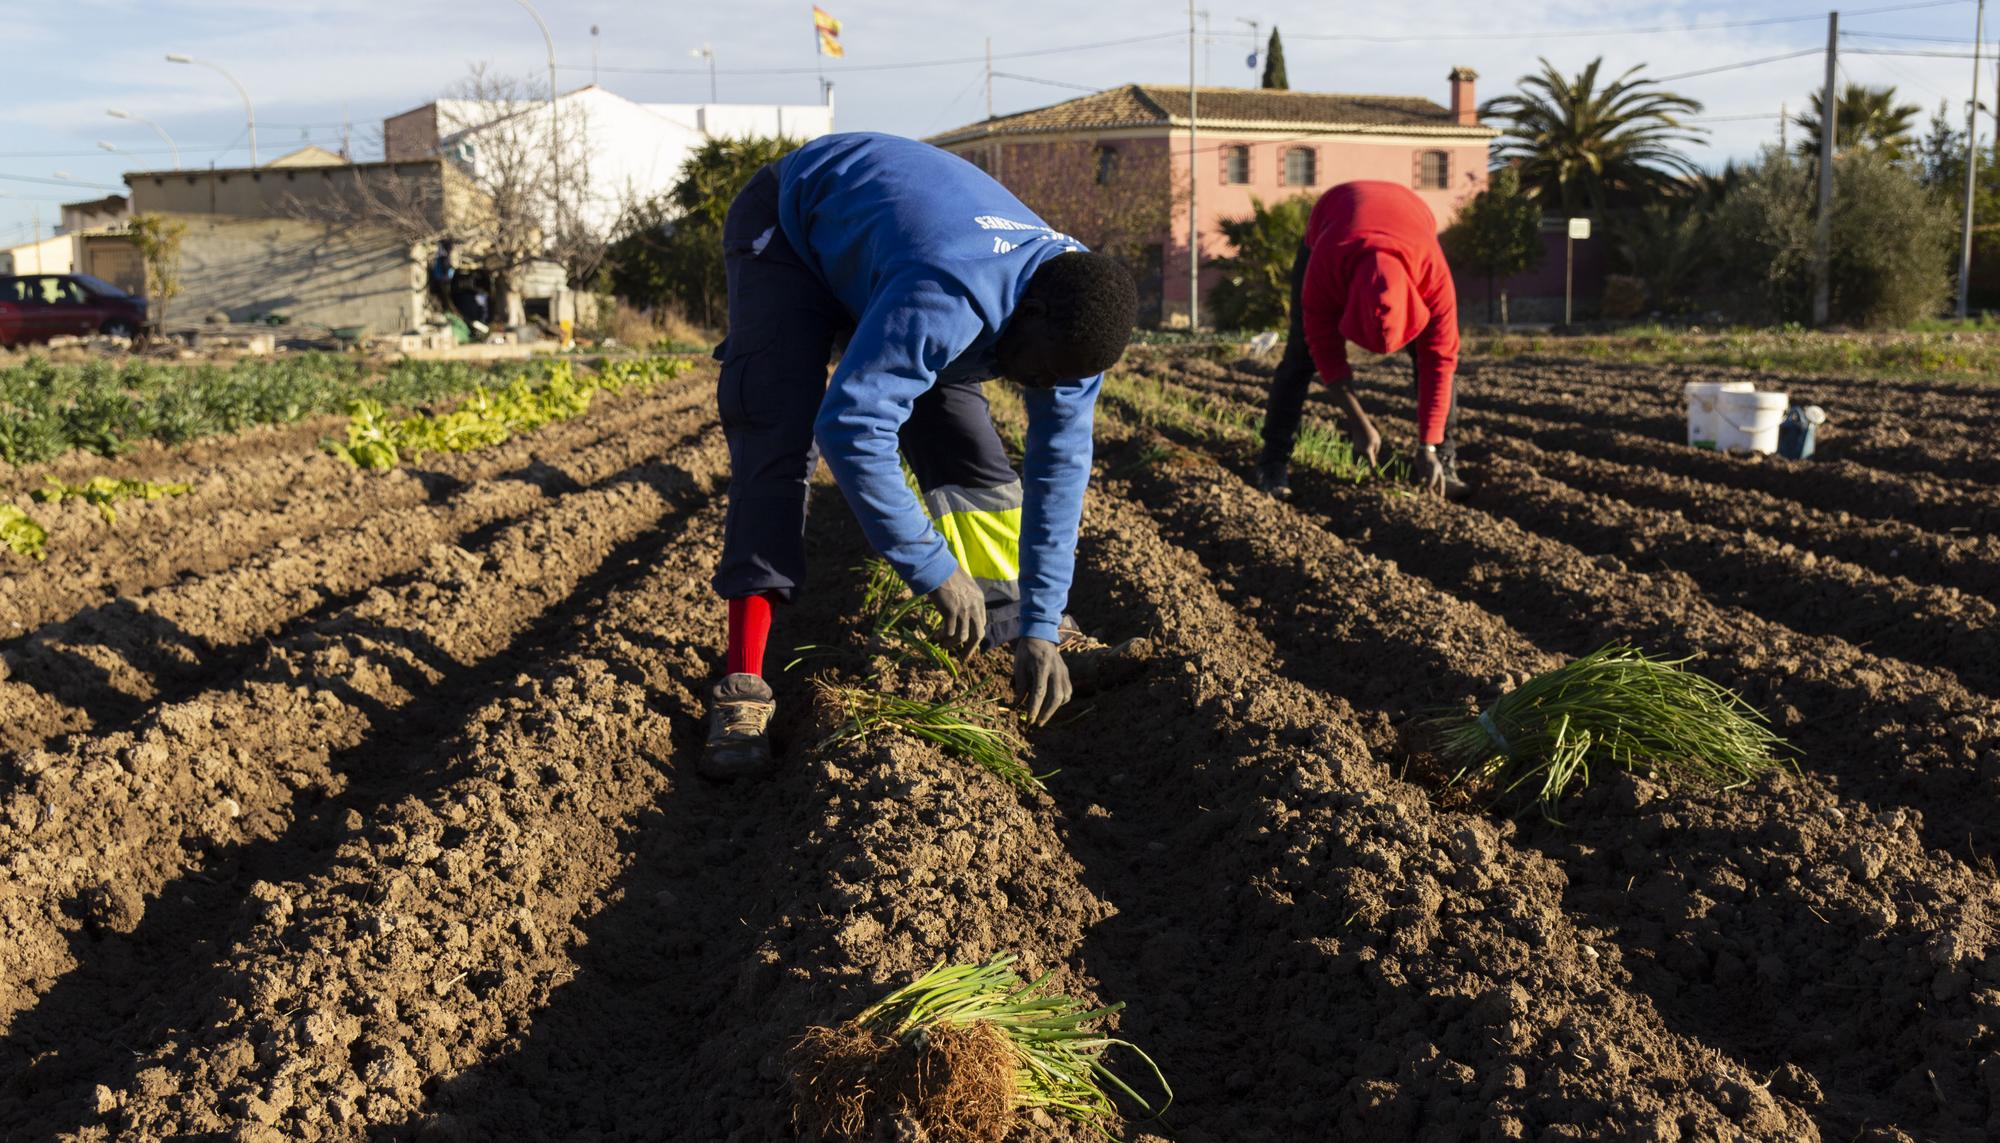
[{"left": 725, "top": 593, "right": 776, "bottom": 676}]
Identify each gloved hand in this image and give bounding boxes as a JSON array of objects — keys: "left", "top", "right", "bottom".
[
  {"left": 926, "top": 566, "right": 988, "bottom": 649},
  {"left": 1417, "top": 445, "right": 1447, "bottom": 497},
  {"left": 1013, "top": 637, "right": 1072, "bottom": 725}
]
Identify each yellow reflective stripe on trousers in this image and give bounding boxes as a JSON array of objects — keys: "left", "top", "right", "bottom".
[{"left": 924, "top": 482, "right": 1023, "bottom": 587}]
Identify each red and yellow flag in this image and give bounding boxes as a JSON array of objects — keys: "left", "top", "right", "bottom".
[{"left": 813, "top": 6, "right": 844, "bottom": 57}]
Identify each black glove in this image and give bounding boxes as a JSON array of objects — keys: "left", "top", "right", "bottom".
[
  {"left": 926, "top": 566, "right": 988, "bottom": 649},
  {"left": 1012, "top": 637, "right": 1072, "bottom": 725},
  {"left": 1417, "top": 446, "right": 1447, "bottom": 497}
]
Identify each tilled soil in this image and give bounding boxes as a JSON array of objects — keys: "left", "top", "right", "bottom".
[{"left": 2, "top": 352, "right": 1996, "bottom": 1142}]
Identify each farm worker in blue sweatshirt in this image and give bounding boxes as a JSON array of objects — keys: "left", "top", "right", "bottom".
[{"left": 703, "top": 132, "right": 1140, "bottom": 779}]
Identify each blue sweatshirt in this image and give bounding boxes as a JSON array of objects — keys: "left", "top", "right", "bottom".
[{"left": 776, "top": 132, "right": 1100, "bottom": 646}]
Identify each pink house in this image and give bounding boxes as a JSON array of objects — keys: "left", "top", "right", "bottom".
[{"left": 930, "top": 71, "right": 1497, "bottom": 326}]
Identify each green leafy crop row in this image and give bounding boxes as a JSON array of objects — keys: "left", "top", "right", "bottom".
[
  {"left": 36, "top": 475, "right": 192, "bottom": 523},
  {"left": 326, "top": 356, "right": 692, "bottom": 470},
  {"left": 0, "top": 353, "right": 693, "bottom": 467},
  {"left": 1, "top": 504, "right": 48, "bottom": 560}
]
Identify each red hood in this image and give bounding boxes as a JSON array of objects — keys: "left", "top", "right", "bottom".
[{"left": 1338, "top": 249, "right": 1428, "bottom": 354}]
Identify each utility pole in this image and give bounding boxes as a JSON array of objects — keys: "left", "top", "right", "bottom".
[
  {"left": 1960, "top": 0, "right": 1985, "bottom": 318},
  {"left": 591, "top": 25, "right": 600, "bottom": 86},
  {"left": 1187, "top": 0, "right": 1200, "bottom": 330},
  {"left": 1812, "top": 10, "right": 1837, "bottom": 327},
  {"left": 985, "top": 38, "right": 993, "bottom": 119},
  {"left": 1200, "top": 9, "right": 1212, "bottom": 85}
]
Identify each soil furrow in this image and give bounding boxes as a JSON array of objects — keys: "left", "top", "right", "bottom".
[
  {"left": 1092, "top": 409, "right": 1999, "bottom": 1142},
  {"left": 1460, "top": 434, "right": 2000, "bottom": 606},
  {"left": 28, "top": 481, "right": 1114, "bottom": 1143},
  {"left": 1128, "top": 352, "right": 2000, "bottom": 535},
  {"left": 1272, "top": 464, "right": 2000, "bottom": 863},
  {"left": 1129, "top": 361, "right": 2000, "bottom": 613},
  {"left": 1036, "top": 471, "right": 1815, "bottom": 1139},
  {"left": 1465, "top": 456, "right": 2000, "bottom": 700},
  {"left": 0, "top": 392, "right": 720, "bottom": 760},
  {"left": 0, "top": 370, "right": 714, "bottom": 641},
  {"left": 0, "top": 449, "right": 714, "bottom": 1030}
]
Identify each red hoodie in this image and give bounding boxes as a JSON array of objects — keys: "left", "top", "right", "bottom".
[{"left": 1300, "top": 181, "right": 1459, "bottom": 445}]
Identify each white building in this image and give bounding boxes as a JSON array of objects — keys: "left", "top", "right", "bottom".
[{"left": 384, "top": 86, "right": 835, "bottom": 235}]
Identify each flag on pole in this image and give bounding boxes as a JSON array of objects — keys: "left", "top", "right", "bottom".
[{"left": 813, "top": 6, "right": 844, "bottom": 57}]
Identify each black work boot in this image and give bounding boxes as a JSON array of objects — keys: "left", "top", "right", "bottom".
[
  {"left": 701, "top": 673, "right": 775, "bottom": 780},
  {"left": 1253, "top": 457, "right": 1291, "bottom": 498},
  {"left": 1438, "top": 453, "right": 1472, "bottom": 502}
]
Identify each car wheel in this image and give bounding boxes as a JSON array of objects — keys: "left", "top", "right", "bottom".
[{"left": 101, "top": 320, "right": 136, "bottom": 340}]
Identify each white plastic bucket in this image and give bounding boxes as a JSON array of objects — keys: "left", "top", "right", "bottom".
[
  {"left": 1715, "top": 389, "right": 1788, "bottom": 454},
  {"left": 1684, "top": 381, "right": 1756, "bottom": 449}
]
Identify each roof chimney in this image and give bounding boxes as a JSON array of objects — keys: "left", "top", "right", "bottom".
[{"left": 1448, "top": 67, "right": 1479, "bottom": 126}]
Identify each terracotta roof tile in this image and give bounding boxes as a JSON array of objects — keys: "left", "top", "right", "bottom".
[{"left": 929, "top": 84, "right": 1493, "bottom": 143}]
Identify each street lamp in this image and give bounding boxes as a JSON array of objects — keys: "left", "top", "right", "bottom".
[
  {"left": 165, "top": 52, "right": 256, "bottom": 166},
  {"left": 691, "top": 44, "right": 717, "bottom": 103},
  {"left": 512, "top": 0, "right": 557, "bottom": 109},
  {"left": 107, "top": 108, "right": 180, "bottom": 170}
]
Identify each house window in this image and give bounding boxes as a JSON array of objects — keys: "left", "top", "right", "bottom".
[
  {"left": 1094, "top": 145, "right": 1120, "bottom": 185},
  {"left": 1416, "top": 150, "right": 1450, "bottom": 189},
  {"left": 1282, "top": 147, "right": 1317, "bottom": 187},
  {"left": 1221, "top": 145, "right": 1250, "bottom": 185}
]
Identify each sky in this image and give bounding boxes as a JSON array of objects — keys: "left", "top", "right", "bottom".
[{"left": 2, "top": 0, "right": 1994, "bottom": 247}]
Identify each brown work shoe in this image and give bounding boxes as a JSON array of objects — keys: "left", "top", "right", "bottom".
[{"left": 701, "top": 673, "right": 775, "bottom": 780}]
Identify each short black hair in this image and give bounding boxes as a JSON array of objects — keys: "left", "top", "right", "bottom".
[{"left": 1022, "top": 251, "right": 1139, "bottom": 376}]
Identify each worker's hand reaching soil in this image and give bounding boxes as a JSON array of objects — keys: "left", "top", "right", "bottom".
[
  {"left": 1013, "top": 636, "right": 1071, "bottom": 725},
  {"left": 1330, "top": 380, "right": 1382, "bottom": 467},
  {"left": 1417, "top": 446, "right": 1447, "bottom": 497},
  {"left": 927, "top": 566, "right": 988, "bottom": 648}
]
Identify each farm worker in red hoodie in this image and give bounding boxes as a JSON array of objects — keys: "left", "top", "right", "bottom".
[{"left": 1253, "top": 180, "right": 1466, "bottom": 500}]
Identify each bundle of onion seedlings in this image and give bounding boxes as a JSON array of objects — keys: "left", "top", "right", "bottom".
[
  {"left": 1424, "top": 645, "right": 1787, "bottom": 816},
  {"left": 817, "top": 681, "right": 1045, "bottom": 792},
  {"left": 789, "top": 954, "right": 1169, "bottom": 1141}
]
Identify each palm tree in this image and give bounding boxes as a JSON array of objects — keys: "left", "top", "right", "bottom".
[
  {"left": 1481, "top": 57, "right": 1707, "bottom": 216},
  {"left": 1790, "top": 83, "right": 1920, "bottom": 160}
]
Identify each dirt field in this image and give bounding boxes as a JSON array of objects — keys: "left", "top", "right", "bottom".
[{"left": 1, "top": 349, "right": 1996, "bottom": 1142}]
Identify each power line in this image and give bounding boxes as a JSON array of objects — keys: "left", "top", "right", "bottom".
[
  {"left": 991, "top": 72, "right": 1103, "bottom": 93},
  {"left": 0, "top": 172, "right": 121, "bottom": 190},
  {"left": 1651, "top": 48, "right": 1825, "bottom": 83},
  {"left": 1846, "top": 45, "right": 1994, "bottom": 57},
  {"left": 1239, "top": 0, "right": 1970, "bottom": 42},
  {"left": 1843, "top": 29, "right": 1999, "bottom": 43},
  {"left": 555, "top": 2, "right": 1972, "bottom": 80},
  {"left": 563, "top": 29, "right": 1186, "bottom": 76}
]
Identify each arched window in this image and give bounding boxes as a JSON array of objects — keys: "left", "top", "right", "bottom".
[
  {"left": 1282, "top": 147, "right": 1317, "bottom": 187},
  {"left": 1416, "top": 150, "right": 1450, "bottom": 189},
  {"left": 1220, "top": 145, "right": 1250, "bottom": 185},
  {"left": 1094, "top": 145, "right": 1121, "bottom": 185}
]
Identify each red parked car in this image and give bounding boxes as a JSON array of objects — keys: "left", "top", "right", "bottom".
[{"left": 0, "top": 273, "right": 148, "bottom": 347}]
